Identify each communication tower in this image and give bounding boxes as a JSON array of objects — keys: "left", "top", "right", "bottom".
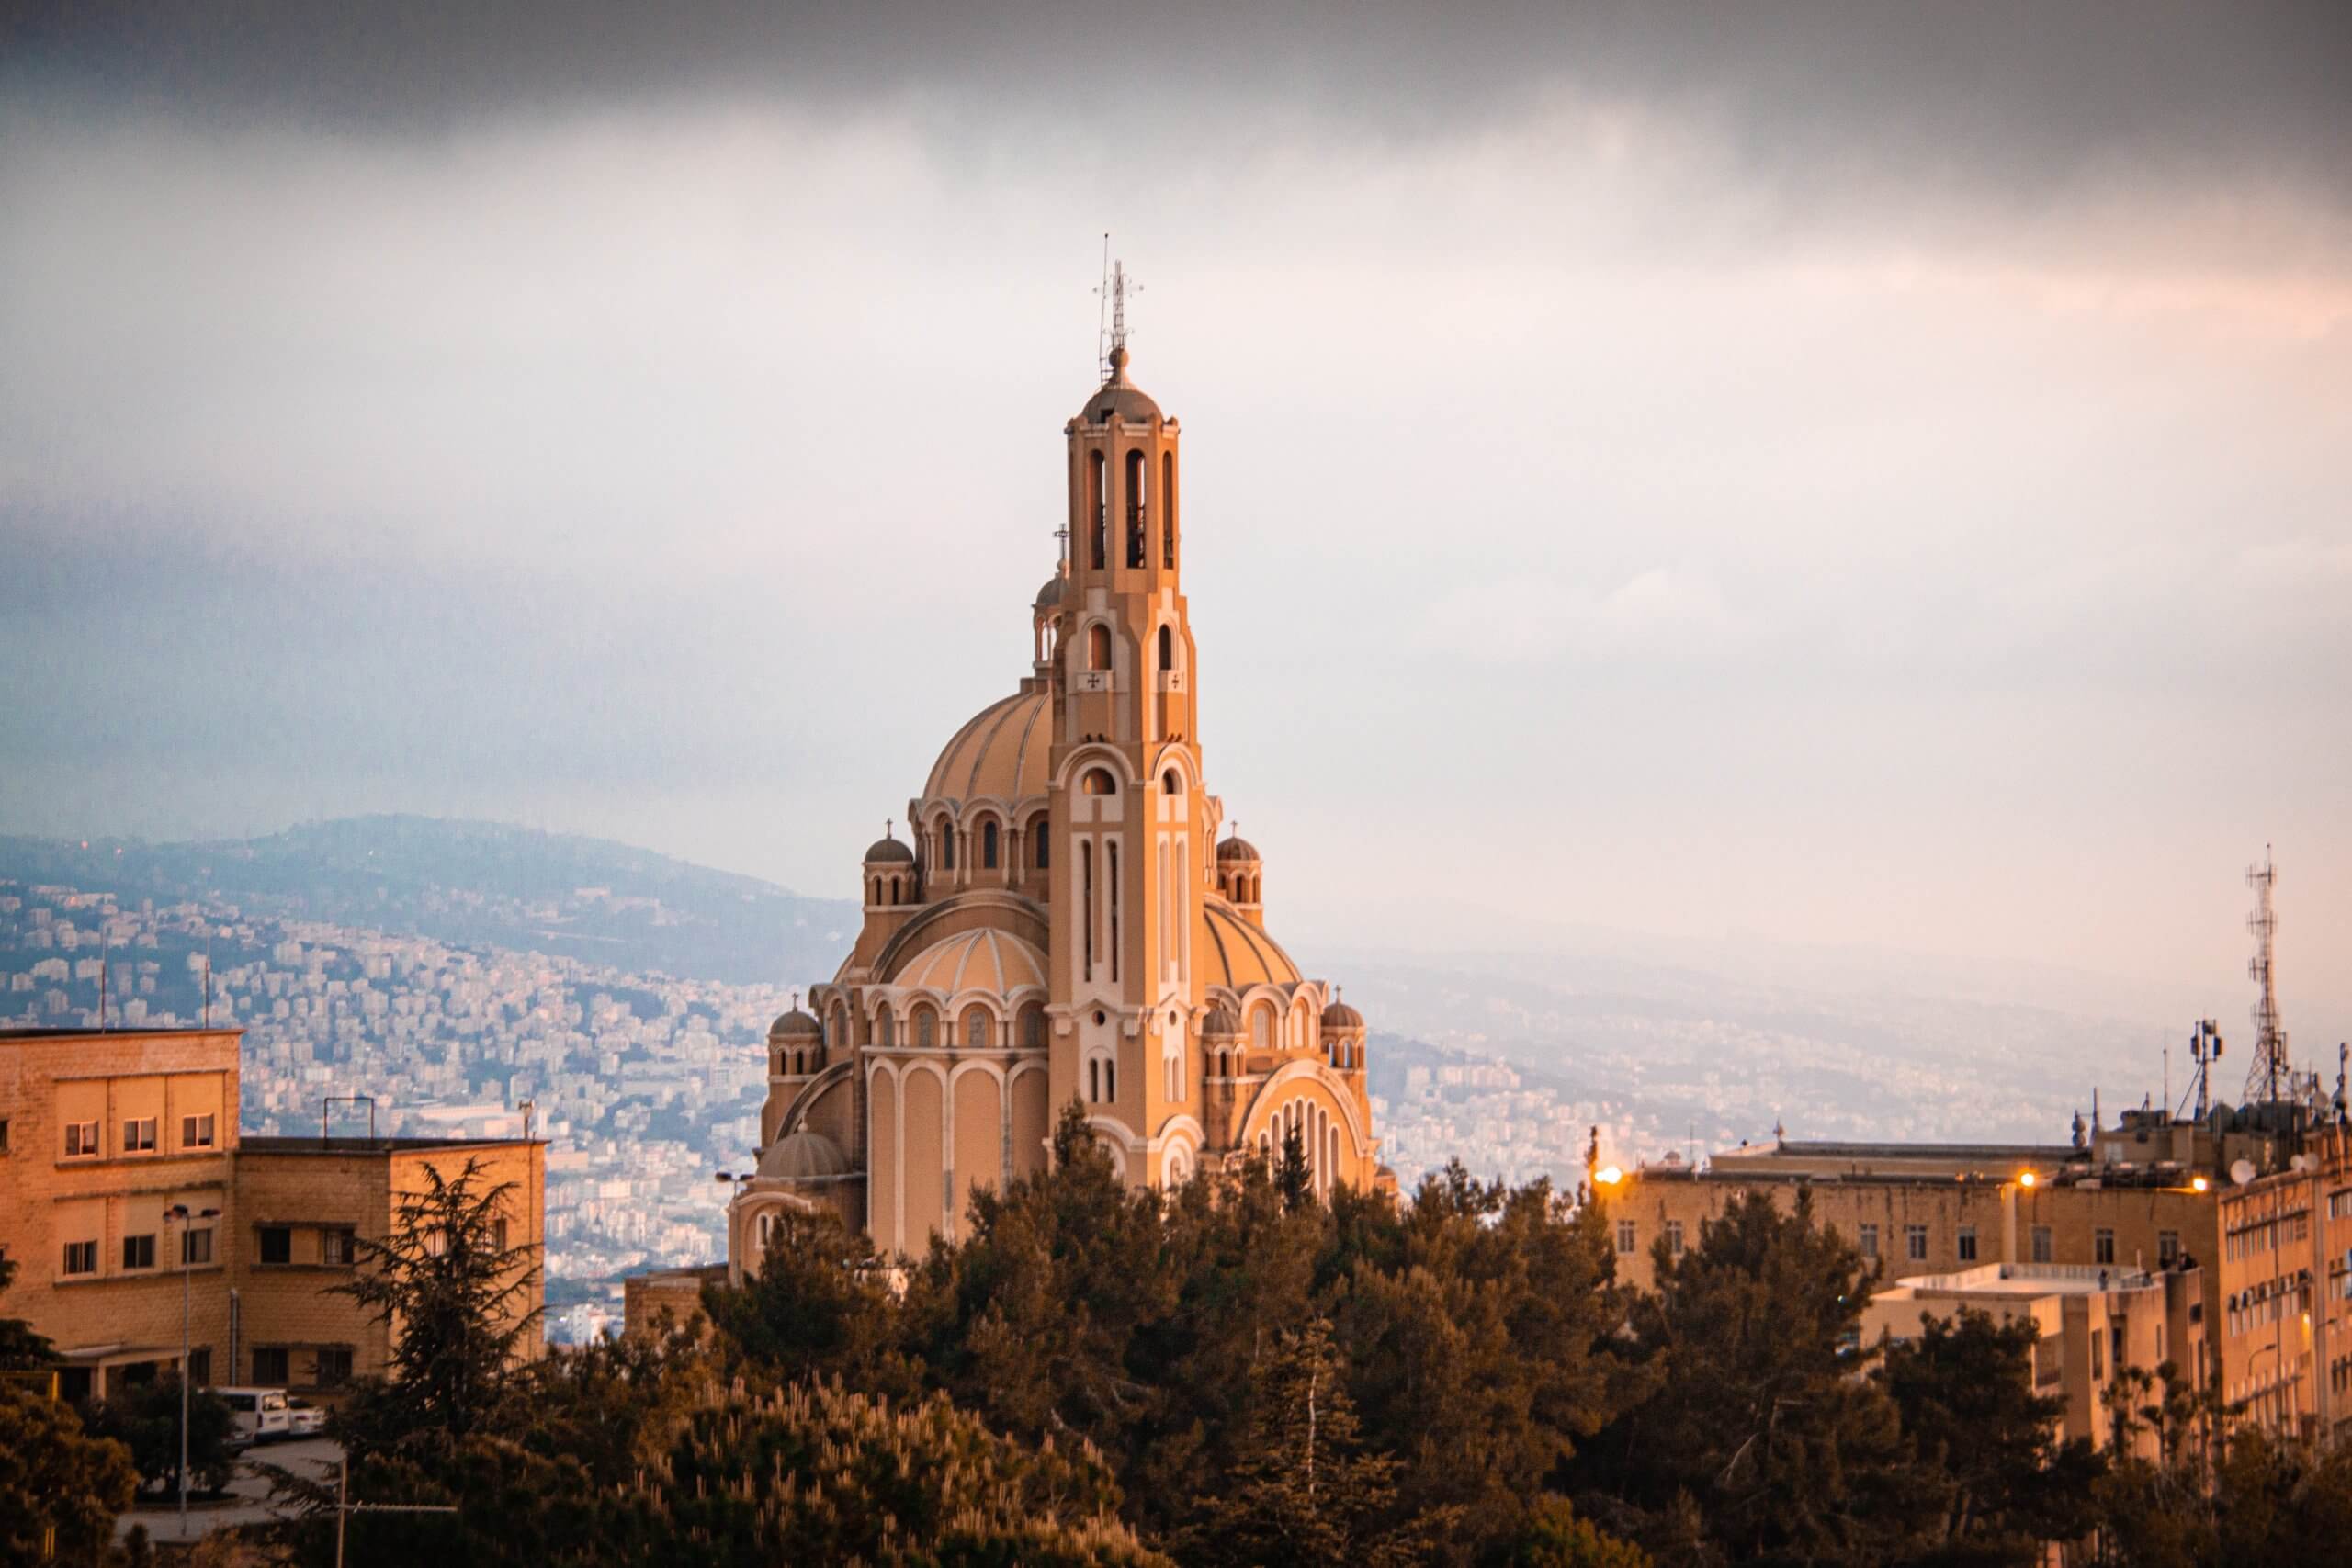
[{"left": 2243, "top": 848, "right": 2290, "bottom": 1104}]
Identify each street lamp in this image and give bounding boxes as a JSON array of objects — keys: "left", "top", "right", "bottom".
[{"left": 163, "top": 1202, "right": 220, "bottom": 1537}]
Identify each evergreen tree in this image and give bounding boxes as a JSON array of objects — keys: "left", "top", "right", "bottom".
[
  {"left": 1583, "top": 1188, "right": 1933, "bottom": 1566},
  {"left": 1880, "top": 1308, "right": 2104, "bottom": 1564},
  {"left": 1275, "top": 1123, "right": 1315, "bottom": 1212},
  {"left": 331, "top": 1156, "right": 540, "bottom": 1449},
  {"left": 699, "top": 1202, "right": 910, "bottom": 1393},
  {"left": 0, "top": 1256, "right": 56, "bottom": 1371},
  {"left": 85, "top": 1373, "right": 239, "bottom": 1496},
  {"left": 1180, "top": 1318, "right": 1420, "bottom": 1568}
]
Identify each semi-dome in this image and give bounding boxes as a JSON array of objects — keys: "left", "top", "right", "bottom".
[
  {"left": 767, "top": 1007, "right": 820, "bottom": 1042},
  {"left": 1321, "top": 998, "right": 1365, "bottom": 1031},
  {"left": 758, "top": 1129, "right": 848, "bottom": 1181},
  {"left": 923, "top": 688, "right": 1049, "bottom": 803},
  {"left": 1216, "top": 835, "right": 1261, "bottom": 863},
  {"left": 865, "top": 836, "right": 915, "bottom": 864},
  {"left": 1079, "top": 345, "right": 1162, "bottom": 424}
]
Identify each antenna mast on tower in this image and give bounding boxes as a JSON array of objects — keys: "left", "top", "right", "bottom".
[
  {"left": 1094, "top": 240, "right": 1139, "bottom": 383},
  {"left": 2244, "top": 848, "right": 2290, "bottom": 1105}
]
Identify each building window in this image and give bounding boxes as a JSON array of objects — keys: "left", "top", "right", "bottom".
[
  {"left": 323, "top": 1228, "right": 357, "bottom": 1266},
  {"left": 491, "top": 1219, "right": 510, "bottom": 1255},
  {"left": 2095, "top": 1228, "right": 2116, "bottom": 1265},
  {"left": 1859, "top": 1224, "right": 1879, "bottom": 1258},
  {"left": 62, "top": 1240, "right": 97, "bottom": 1276},
  {"left": 1905, "top": 1224, "right": 1928, "bottom": 1261},
  {"left": 182, "top": 1114, "right": 216, "bottom": 1149},
  {"left": 981, "top": 820, "right": 1000, "bottom": 869},
  {"left": 0, "top": 1116, "right": 10, "bottom": 1153},
  {"left": 1615, "top": 1220, "right": 1636, "bottom": 1255},
  {"left": 2032, "top": 1224, "right": 2053, "bottom": 1263},
  {"left": 962, "top": 1006, "right": 994, "bottom": 1050},
  {"left": 315, "top": 1347, "right": 354, "bottom": 1388},
  {"left": 122, "top": 1234, "right": 156, "bottom": 1270},
  {"left": 937, "top": 821, "right": 956, "bottom": 871},
  {"left": 1034, "top": 820, "right": 1051, "bottom": 869},
  {"left": 187, "top": 1347, "right": 211, "bottom": 1387},
  {"left": 1664, "top": 1221, "right": 1685, "bottom": 1257},
  {"left": 914, "top": 1010, "right": 935, "bottom": 1049},
  {"left": 1957, "top": 1226, "right": 1978, "bottom": 1262},
  {"left": 254, "top": 1348, "right": 290, "bottom": 1385},
  {"left": 1088, "top": 622, "right": 1113, "bottom": 671},
  {"left": 63, "top": 1120, "right": 99, "bottom": 1158},
  {"left": 182, "top": 1227, "right": 214, "bottom": 1266},
  {"left": 122, "top": 1117, "right": 157, "bottom": 1154},
  {"left": 2090, "top": 1333, "right": 2105, "bottom": 1380},
  {"left": 2159, "top": 1230, "right": 2180, "bottom": 1268},
  {"left": 258, "top": 1227, "right": 292, "bottom": 1266},
  {"left": 1158, "top": 625, "right": 1174, "bottom": 670}
]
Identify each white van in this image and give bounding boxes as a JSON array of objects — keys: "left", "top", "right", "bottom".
[{"left": 216, "top": 1387, "right": 292, "bottom": 1445}]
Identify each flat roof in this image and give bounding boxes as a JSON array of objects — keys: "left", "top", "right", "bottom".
[
  {"left": 240, "top": 1135, "right": 542, "bottom": 1155},
  {"left": 0, "top": 1025, "right": 242, "bottom": 1041},
  {"left": 1876, "top": 1262, "right": 2173, "bottom": 1299},
  {"left": 1760, "top": 1140, "right": 2080, "bottom": 1161}
]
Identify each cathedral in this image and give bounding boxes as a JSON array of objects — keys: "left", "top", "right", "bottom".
[{"left": 727, "top": 307, "right": 1388, "bottom": 1268}]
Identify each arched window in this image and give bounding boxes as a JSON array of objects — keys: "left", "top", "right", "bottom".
[
  {"left": 1161, "top": 768, "right": 1181, "bottom": 795},
  {"left": 1158, "top": 625, "right": 1173, "bottom": 671},
  {"left": 1125, "top": 448, "right": 1148, "bottom": 568},
  {"left": 1081, "top": 768, "right": 1116, "bottom": 795},
  {"left": 876, "top": 1010, "right": 895, "bottom": 1047},
  {"left": 888, "top": 876, "right": 900, "bottom": 905},
  {"left": 936, "top": 820, "right": 956, "bottom": 870},
  {"left": 1104, "top": 1059, "right": 1117, "bottom": 1101},
  {"left": 1034, "top": 819, "right": 1051, "bottom": 868},
  {"left": 1087, "top": 1059, "right": 1101, "bottom": 1102},
  {"left": 829, "top": 1006, "right": 847, "bottom": 1049},
  {"left": 1020, "top": 1004, "right": 1046, "bottom": 1048},
  {"left": 1088, "top": 622, "right": 1113, "bottom": 671},
  {"left": 914, "top": 1008, "right": 936, "bottom": 1049},
  {"left": 870, "top": 877, "right": 882, "bottom": 906},
  {"left": 756, "top": 1211, "right": 775, "bottom": 1247},
  {"left": 1250, "top": 1005, "right": 1273, "bottom": 1053},
  {"left": 961, "top": 1005, "right": 993, "bottom": 1049},
  {"left": 981, "top": 819, "right": 1000, "bottom": 869},
  {"left": 1088, "top": 450, "right": 1107, "bottom": 570},
  {"left": 1161, "top": 450, "right": 1176, "bottom": 567}
]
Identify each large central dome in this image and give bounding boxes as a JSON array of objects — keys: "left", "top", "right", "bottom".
[{"left": 922, "top": 687, "right": 1048, "bottom": 804}]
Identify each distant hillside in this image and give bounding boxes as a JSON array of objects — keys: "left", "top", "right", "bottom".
[{"left": 0, "top": 817, "right": 859, "bottom": 986}]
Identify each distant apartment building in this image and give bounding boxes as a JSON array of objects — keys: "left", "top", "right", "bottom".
[
  {"left": 1605, "top": 1100, "right": 2352, "bottom": 1444},
  {"left": 0, "top": 1026, "right": 544, "bottom": 1402},
  {"left": 1864, "top": 1262, "right": 2204, "bottom": 1459}
]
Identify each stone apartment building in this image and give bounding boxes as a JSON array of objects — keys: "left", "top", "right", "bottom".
[
  {"left": 1605, "top": 1100, "right": 2351, "bottom": 1443},
  {"left": 0, "top": 1025, "right": 543, "bottom": 1402}
]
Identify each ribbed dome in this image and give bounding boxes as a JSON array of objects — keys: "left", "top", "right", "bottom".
[
  {"left": 1197, "top": 903, "right": 1302, "bottom": 990},
  {"left": 1216, "top": 836, "right": 1261, "bottom": 863},
  {"left": 923, "top": 688, "right": 1049, "bottom": 804},
  {"left": 1202, "top": 1003, "right": 1242, "bottom": 1037},
  {"left": 758, "top": 1130, "right": 848, "bottom": 1181},
  {"left": 1034, "top": 573, "right": 1065, "bottom": 611},
  {"left": 767, "top": 1008, "right": 820, "bottom": 1042},
  {"left": 889, "top": 927, "right": 1047, "bottom": 996},
  {"left": 1321, "top": 999, "right": 1365, "bottom": 1031},
  {"left": 865, "top": 836, "right": 915, "bottom": 864}
]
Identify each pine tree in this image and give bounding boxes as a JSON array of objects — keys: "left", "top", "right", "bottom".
[
  {"left": 0, "top": 1257, "right": 55, "bottom": 1371},
  {"left": 700, "top": 1202, "right": 907, "bottom": 1392}
]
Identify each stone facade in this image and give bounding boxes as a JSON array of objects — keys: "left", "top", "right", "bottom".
[{"left": 0, "top": 1025, "right": 543, "bottom": 1401}]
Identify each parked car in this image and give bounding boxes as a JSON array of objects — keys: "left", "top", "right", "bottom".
[
  {"left": 284, "top": 1396, "right": 327, "bottom": 1438},
  {"left": 216, "top": 1387, "right": 292, "bottom": 1445}
]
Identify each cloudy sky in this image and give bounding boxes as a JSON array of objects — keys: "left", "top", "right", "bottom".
[{"left": 4, "top": 3, "right": 2347, "bottom": 1030}]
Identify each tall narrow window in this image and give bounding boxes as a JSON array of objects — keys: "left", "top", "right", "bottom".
[
  {"left": 1081, "top": 841, "right": 1096, "bottom": 980},
  {"left": 981, "top": 820, "right": 999, "bottom": 869},
  {"left": 1161, "top": 451, "right": 1176, "bottom": 567},
  {"left": 1108, "top": 841, "right": 1120, "bottom": 983},
  {"left": 915, "top": 1010, "right": 935, "bottom": 1049},
  {"left": 1158, "top": 626, "right": 1173, "bottom": 671},
  {"left": 1088, "top": 1059, "right": 1101, "bottom": 1102},
  {"left": 1089, "top": 623, "right": 1113, "bottom": 671},
  {"left": 1034, "top": 818, "right": 1051, "bottom": 868},
  {"left": 1088, "top": 450, "right": 1107, "bottom": 569},
  {"left": 938, "top": 821, "right": 956, "bottom": 870},
  {"left": 1125, "top": 448, "right": 1147, "bottom": 568},
  {"left": 877, "top": 1010, "right": 895, "bottom": 1047}
]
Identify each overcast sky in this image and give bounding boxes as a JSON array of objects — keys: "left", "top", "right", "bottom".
[{"left": 4, "top": 3, "right": 2347, "bottom": 1033}]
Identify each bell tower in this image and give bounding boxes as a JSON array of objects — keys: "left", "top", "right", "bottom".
[{"left": 1046, "top": 263, "right": 1210, "bottom": 1174}]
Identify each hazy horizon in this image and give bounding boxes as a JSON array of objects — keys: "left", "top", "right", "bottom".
[{"left": 6, "top": 4, "right": 2347, "bottom": 1036}]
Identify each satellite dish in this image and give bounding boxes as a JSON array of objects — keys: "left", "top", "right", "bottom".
[{"left": 2231, "top": 1158, "right": 2257, "bottom": 1187}]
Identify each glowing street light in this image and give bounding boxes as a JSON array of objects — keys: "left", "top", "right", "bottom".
[
  {"left": 2017, "top": 1171, "right": 2037, "bottom": 1190},
  {"left": 1593, "top": 1165, "right": 1624, "bottom": 1186}
]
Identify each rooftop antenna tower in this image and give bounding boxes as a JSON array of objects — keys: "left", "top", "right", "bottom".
[
  {"left": 2244, "top": 847, "right": 2290, "bottom": 1104},
  {"left": 1094, "top": 238, "right": 1138, "bottom": 383}
]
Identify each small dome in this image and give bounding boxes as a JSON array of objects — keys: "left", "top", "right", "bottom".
[
  {"left": 1202, "top": 1003, "right": 1242, "bottom": 1037},
  {"left": 757, "top": 1130, "right": 848, "bottom": 1181},
  {"left": 1321, "top": 999, "right": 1364, "bottom": 1031},
  {"left": 1216, "top": 836, "right": 1261, "bottom": 863},
  {"left": 767, "top": 1008, "right": 820, "bottom": 1043},
  {"left": 1034, "top": 573, "right": 1065, "bottom": 612},
  {"left": 1079, "top": 347, "right": 1163, "bottom": 424},
  {"left": 865, "top": 836, "right": 915, "bottom": 864}
]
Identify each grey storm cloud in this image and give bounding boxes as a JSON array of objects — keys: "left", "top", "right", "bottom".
[{"left": 7, "top": 1, "right": 2350, "bottom": 206}]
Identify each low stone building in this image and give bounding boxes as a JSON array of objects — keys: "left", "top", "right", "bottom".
[{"left": 0, "top": 1025, "right": 543, "bottom": 1402}]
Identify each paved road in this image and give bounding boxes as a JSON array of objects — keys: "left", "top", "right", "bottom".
[{"left": 118, "top": 1437, "right": 344, "bottom": 1545}]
